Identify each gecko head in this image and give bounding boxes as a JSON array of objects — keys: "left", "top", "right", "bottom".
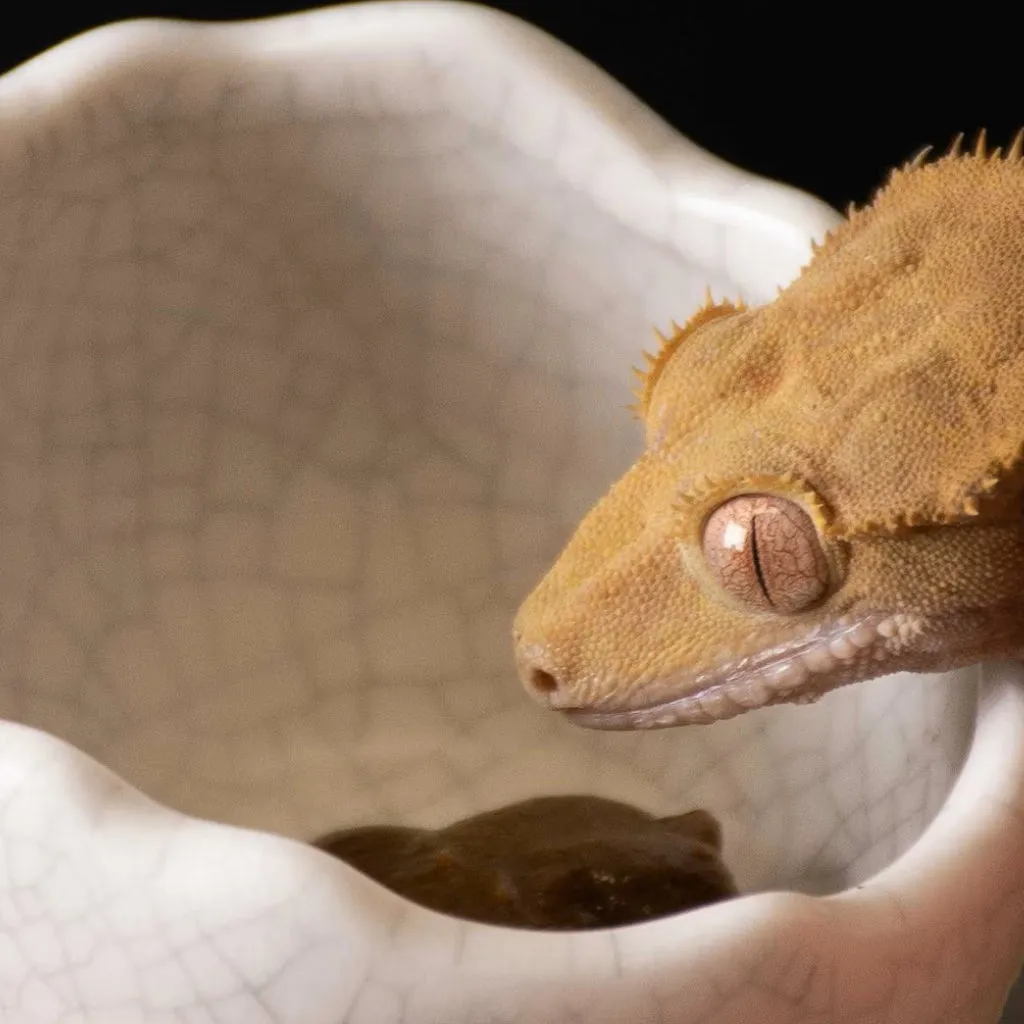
[{"left": 514, "top": 142, "right": 1024, "bottom": 728}]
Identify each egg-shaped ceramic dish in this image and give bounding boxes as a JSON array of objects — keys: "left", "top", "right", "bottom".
[{"left": 0, "top": 3, "right": 1021, "bottom": 1022}]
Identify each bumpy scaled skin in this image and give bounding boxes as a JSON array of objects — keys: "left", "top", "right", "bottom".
[
  {"left": 315, "top": 796, "right": 737, "bottom": 929},
  {"left": 514, "top": 132, "right": 1024, "bottom": 728}
]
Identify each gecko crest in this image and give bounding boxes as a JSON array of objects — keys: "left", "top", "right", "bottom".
[{"left": 629, "top": 291, "right": 746, "bottom": 420}]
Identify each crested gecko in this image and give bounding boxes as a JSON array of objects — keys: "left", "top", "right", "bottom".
[{"left": 513, "top": 132, "right": 1024, "bottom": 728}]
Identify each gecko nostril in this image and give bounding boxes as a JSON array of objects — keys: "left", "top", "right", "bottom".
[
  {"left": 515, "top": 642, "right": 567, "bottom": 704},
  {"left": 528, "top": 667, "right": 559, "bottom": 696}
]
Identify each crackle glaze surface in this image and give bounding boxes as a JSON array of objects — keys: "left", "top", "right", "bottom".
[{"left": 0, "top": 2, "right": 1022, "bottom": 1022}]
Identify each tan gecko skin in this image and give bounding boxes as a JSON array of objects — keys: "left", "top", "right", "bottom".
[{"left": 513, "top": 132, "right": 1024, "bottom": 728}]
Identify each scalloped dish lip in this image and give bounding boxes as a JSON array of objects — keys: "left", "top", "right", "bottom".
[{"left": 0, "top": 3, "right": 1020, "bottom": 1023}]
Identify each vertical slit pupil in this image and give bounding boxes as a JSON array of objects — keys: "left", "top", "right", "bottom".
[{"left": 749, "top": 513, "right": 774, "bottom": 607}]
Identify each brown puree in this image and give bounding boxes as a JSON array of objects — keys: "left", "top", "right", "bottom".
[{"left": 314, "top": 795, "right": 738, "bottom": 929}]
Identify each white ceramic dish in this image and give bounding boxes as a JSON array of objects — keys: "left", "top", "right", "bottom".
[{"left": 0, "top": 2, "right": 1022, "bottom": 1021}]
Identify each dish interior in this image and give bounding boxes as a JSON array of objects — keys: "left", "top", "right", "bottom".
[{"left": 0, "top": 29, "right": 974, "bottom": 897}]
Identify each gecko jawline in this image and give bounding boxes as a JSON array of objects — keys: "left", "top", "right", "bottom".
[{"left": 560, "top": 611, "right": 916, "bottom": 729}]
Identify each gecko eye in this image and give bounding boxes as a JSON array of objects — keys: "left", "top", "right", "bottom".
[{"left": 701, "top": 495, "right": 829, "bottom": 613}]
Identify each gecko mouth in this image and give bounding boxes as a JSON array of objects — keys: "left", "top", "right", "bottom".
[{"left": 561, "top": 612, "right": 924, "bottom": 729}]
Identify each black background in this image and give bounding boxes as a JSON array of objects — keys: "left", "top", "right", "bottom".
[{"left": 1, "top": 1, "right": 1020, "bottom": 213}]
